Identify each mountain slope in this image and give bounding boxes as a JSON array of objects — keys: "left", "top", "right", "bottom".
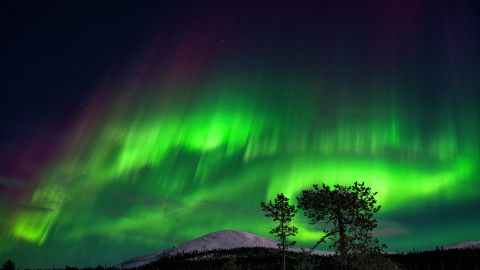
[
  {"left": 445, "top": 241, "right": 480, "bottom": 250},
  {"left": 163, "top": 230, "right": 280, "bottom": 254},
  {"left": 118, "top": 230, "right": 278, "bottom": 268}
]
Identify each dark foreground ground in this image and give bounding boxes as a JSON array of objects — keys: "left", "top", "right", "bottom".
[
  {"left": 137, "top": 247, "right": 480, "bottom": 270},
  {"left": 5, "top": 247, "right": 480, "bottom": 270}
]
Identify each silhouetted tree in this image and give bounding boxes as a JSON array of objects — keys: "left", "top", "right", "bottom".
[
  {"left": 261, "top": 193, "right": 298, "bottom": 270},
  {"left": 298, "top": 182, "right": 389, "bottom": 269},
  {"left": 0, "top": 260, "right": 15, "bottom": 270}
]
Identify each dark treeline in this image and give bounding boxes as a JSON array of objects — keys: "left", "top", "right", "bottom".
[
  {"left": 389, "top": 248, "right": 480, "bottom": 270},
  {"left": 3, "top": 247, "right": 480, "bottom": 269},
  {"left": 140, "top": 247, "right": 480, "bottom": 270}
]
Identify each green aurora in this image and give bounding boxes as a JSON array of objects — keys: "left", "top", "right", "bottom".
[{"left": 7, "top": 74, "right": 479, "bottom": 265}]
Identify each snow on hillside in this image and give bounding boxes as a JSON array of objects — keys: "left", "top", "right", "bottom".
[
  {"left": 164, "top": 230, "right": 279, "bottom": 254},
  {"left": 445, "top": 241, "right": 480, "bottom": 250},
  {"left": 117, "top": 230, "right": 331, "bottom": 269},
  {"left": 118, "top": 230, "right": 277, "bottom": 268}
]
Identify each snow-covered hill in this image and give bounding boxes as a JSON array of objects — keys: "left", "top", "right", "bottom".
[
  {"left": 117, "top": 230, "right": 331, "bottom": 269},
  {"left": 445, "top": 241, "right": 480, "bottom": 250}
]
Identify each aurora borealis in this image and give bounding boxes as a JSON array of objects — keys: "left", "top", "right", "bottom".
[{"left": 1, "top": 1, "right": 479, "bottom": 268}]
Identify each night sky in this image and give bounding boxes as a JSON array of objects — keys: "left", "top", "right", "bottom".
[{"left": 1, "top": 1, "right": 479, "bottom": 268}]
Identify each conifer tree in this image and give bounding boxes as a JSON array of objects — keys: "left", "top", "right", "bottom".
[
  {"left": 298, "top": 182, "right": 388, "bottom": 269},
  {"left": 261, "top": 193, "right": 298, "bottom": 270}
]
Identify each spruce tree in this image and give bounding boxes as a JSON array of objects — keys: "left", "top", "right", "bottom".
[{"left": 261, "top": 193, "right": 298, "bottom": 270}]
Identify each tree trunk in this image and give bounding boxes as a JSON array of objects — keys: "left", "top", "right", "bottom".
[
  {"left": 281, "top": 220, "right": 286, "bottom": 270},
  {"left": 336, "top": 206, "right": 348, "bottom": 268}
]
